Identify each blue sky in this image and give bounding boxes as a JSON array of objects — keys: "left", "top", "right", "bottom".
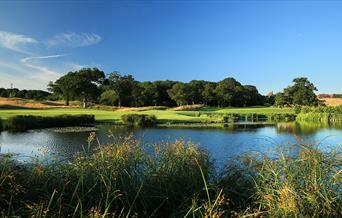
[{"left": 0, "top": 1, "right": 342, "bottom": 94}]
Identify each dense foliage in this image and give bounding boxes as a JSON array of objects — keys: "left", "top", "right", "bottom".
[
  {"left": 4, "top": 115, "right": 95, "bottom": 131},
  {"left": 275, "top": 77, "right": 320, "bottom": 106},
  {"left": 48, "top": 69, "right": 266, "bottom": 108},
  {"left": 0, "top": 138, "right": 340, "bottom": 217},
  {"left": 0, "top": 88, "right": 50, "bottom": 100},
  {"left": 48, "top": 68, "right": 105, "bottom": 108}
]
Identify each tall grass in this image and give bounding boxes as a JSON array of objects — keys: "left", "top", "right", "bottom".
[
  {"left": 198, "top": 112, "right": 296, "bottom": 123},
  {"left": 4, "top": 114, "right": 95, "bottom": 131},
  {"left": 296, "top": 106, "right": 342, "bottom": 123},
  {"left": 0, "top": 136, "right": 340, "bottom": 217},
  {"left": 247, "top": 146, "right": 341, "bottom": 217},
  {"left": 0, "top": 138, "right": 211, "bottom": 217}
]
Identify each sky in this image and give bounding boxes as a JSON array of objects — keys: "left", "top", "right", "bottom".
[{"left": 0, "top": 1, "right": 342, "bottom": 94}]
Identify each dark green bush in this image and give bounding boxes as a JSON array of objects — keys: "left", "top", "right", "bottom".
[
  {"left": 5, "top": 115, "right": 95, "bottom": 131},
  {"left": 121, "top": 114, "right": 157, "bottom": 127}
]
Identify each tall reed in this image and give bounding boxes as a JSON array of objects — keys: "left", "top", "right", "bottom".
[{"left": 0, "top": 136, "right": 340, "bottom": 217}]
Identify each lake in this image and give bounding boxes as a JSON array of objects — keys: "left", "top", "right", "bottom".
[{"left": 0, "top": 122, "right": 341, "bottom": 166}]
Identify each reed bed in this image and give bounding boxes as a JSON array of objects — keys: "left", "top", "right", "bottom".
[
  {"left": 0, "top": 137, "right": 340, "bottom": 217},
  {"left": 296, "top": 106, "right": 342, "bottom": 123},
  {"left": 196, "top": 112, "right": 296, "bottom": 123}
]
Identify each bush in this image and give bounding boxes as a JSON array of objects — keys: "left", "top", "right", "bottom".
[
  {"left": 5, "top": 114, "right": 95, "bottom": 131},
  {"left": 121, "top": 114, "right": 157, "bottom": 127}
]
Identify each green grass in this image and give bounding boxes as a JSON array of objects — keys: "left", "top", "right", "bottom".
[{"left": 0, "top": 107, "right": 294, "bottom": 124}]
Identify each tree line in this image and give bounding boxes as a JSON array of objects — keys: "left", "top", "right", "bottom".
[
  {"left": 1, "top": 68, "right": 323, "bottom": 108},
  {"left": 47, "top": 68, "right": 270, "bottom": 108},
  {"left": 0, "top": 88, "right": 50, "bottom": 100}
]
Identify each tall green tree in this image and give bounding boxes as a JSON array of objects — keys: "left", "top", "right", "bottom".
[
  {"left": 242, "top": 85, "right": 263, "bottom": 106},
  {"left": 107, "top": 72, "right": 137, "bottom": 107},
  {"left": 283, "top": 77, "right": 319, "bottom": 106},
  {"left": 202, "top": 82, "right": 217, "bottom": 105},
  {"left": 49, "top": 68, "right": 105, "bottom": 108},
  {"left": 48, "top": 73, "right": 77, "bottom": 106},
  {"left": 75, "top": 68, "right": 105, "bottom": 108},
  {"left": 100, "top": 90, "right": 119, "bottom": 106},
  {"left": 188, "top": 80, "right": 206, "bottom": 104},
  {"left": 215, "top": 78, "right": 243, "bottom": 107},
  {"left": 167, "top": 83, "right": 191, "bottom": 106}
]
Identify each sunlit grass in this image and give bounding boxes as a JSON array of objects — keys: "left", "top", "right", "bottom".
[{"left": 0, "top": 107, "right": 294, "bottom": 124}]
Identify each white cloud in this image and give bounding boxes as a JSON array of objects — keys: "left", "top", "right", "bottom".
[
  {"left": 0, "top": 31, "right": 37, "bottom": 54},
  {"left": 0, "top": 31, "right": 101, "bottom": 89},
  {"left": 20, "top": 55, "right": 64, "bottom": 78},
  {"left": 21, "top": 54, "right": 67, "bottom": 63},
  {"left": 45, "top": 32, "right": 102, "bottom": 48}
]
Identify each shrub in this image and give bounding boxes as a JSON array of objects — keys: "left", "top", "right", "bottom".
[
  {"left": 5, "top": 114, "right": 95, "bottom": 131},
  {"left": 121, "top": 114, "right": 157, "bottom": 127}
]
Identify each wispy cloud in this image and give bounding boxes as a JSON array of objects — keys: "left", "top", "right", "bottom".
[
  {"left": 20, "top": 55, "right": 64, "bottom": 77},
  {"left": 21, "top": 54, "right": 67, "bottom": 63},
  {"left": 0, "top": 31, "right": 37, "bottom": 54},
  {"left": 45, "top": 32, "right": 102, "bottom": 48},
  {"left": 0, "top": 31, "right": 101, "bottom": 89}
]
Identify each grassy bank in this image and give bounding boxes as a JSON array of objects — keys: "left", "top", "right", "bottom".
[
  {"left": 0, "top": 107, "right": 295, "bottom": 124},
  {"left": 0, "top": 138, "right": 340, "bottom": 217}
]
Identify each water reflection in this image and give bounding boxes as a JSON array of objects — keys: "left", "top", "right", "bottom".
[{"left": 0, "top": 122, "right": 341, "bottom": 164}]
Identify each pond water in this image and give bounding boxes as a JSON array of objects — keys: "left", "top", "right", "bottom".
[{"left": 0, "top": 122, "right": 341, "bottom": 166}]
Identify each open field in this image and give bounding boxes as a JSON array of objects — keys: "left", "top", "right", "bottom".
[
  {"left": 321, "top": 98, "right": 342, "bottom": 106},
  {"left": 0, "top": 97, "right": 77, "bottom": 109}
]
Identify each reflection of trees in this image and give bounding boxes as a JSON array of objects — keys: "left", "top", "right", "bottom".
[{"left": 276, "top": 121, "right": 342, "bottom": 135}]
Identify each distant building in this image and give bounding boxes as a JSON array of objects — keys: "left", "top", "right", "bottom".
[
  {"left": 317, "top": 94, "right": 333, "bottom": 98},
  {"left": 266, "top": 92, "right": 274, "bottom": 97}
]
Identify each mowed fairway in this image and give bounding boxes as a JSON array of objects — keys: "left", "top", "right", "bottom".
[{"left": 0, "top": 106, "right": 294, "bottom": 123}]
